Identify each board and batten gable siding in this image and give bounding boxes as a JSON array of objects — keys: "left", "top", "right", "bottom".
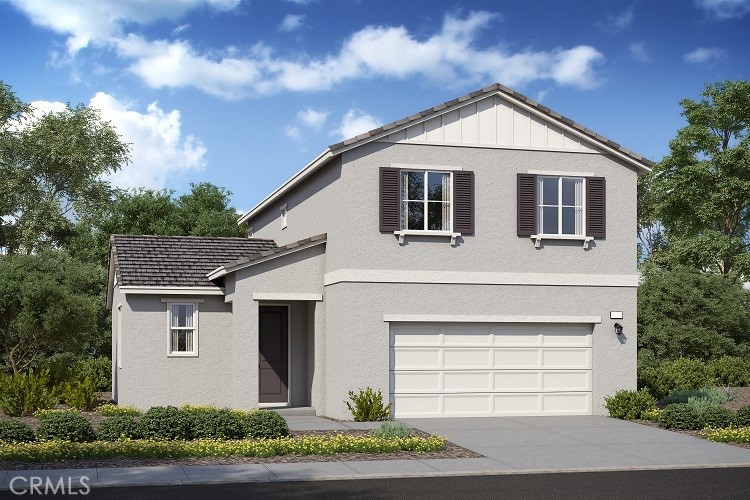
[{"left": 380, "top": 95, "right": 602, "bottom": 153}]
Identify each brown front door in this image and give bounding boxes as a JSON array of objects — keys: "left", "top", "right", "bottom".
[{"left": 259, "top": 306, "right": 289, "bottom": 404}]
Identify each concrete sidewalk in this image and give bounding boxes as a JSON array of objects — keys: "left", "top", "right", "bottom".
[{"left": 2, "top": 416, "right": 750, "bottom": 489}]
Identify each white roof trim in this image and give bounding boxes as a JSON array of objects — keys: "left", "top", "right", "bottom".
[
  {"left": 238, "top": 149, "right": 333, "bottom": 225},
  {"left": 383, "top": 314, "right": 602, "bottom": 323},
  {"left": 119, "top": 286, "right": 225, "bottom": 296},
  {"left": 253, "top": 293, "right": 323, "bottom": 301},
  {"left": 207, "top": 237, "right": 326, "bottom": 281}
]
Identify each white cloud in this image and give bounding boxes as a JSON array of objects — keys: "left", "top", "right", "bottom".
[
  {"left": 599, "top": 6, "right": 635, "bottom": 32},
  {"left": 285, "top": 0, "right": 313, "bottom": 4},
  {"left": 5, "top": 0, "right": 240, "bottom": 53},
  {"left": 535, "top": 88, "right": 553, "bottom": 103},
  {"left": 284, "top": 125, "right": 302, "bottom": 141},
  {"left": 113, "top": 11, "right": 605, "bottom": 99},
  {"left": 695, "top": 0, "right": 750, "bottom": 20},
  {"left": 683, "top": 47, "right": 728, "bottom": 63},
  {"left": 279, "top": 14, "right": 305, "bottom": 32},
  {"left": 89, "top": 92, "right": 206, "bottom": 189},
  {"left": 297, "top": 108, "right": 328, "bottom": 130},
  {"left": 334, "top": 108, "right": 381, "bottom": 140},
  {"left": 629, "top": 42, "right": 652, "bottom": 62},
  {"left": 172, "top": 23, "right": 191, "bottom": 36}
]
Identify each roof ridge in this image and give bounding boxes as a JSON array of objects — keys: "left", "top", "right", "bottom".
[{"left": 110, "top": 234, "right": 275, "bottom": 243}]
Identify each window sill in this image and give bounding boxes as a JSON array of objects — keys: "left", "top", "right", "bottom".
[
  {"left": 530, "top": 234, "right": 594, "bottom": 249},
  {"left": 394, "top": 230, "right": 462, "bottom": 246},
  {"left": 167, "top": 352, "right": 198, "bottom": 358}
]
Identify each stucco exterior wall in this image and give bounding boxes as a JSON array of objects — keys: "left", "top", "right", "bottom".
[
  {"left": 115, "top": 293, "right": 235, "bottom": 410},
  {"left": 321, "top": 281, "right": 636, "bottom": 420}
]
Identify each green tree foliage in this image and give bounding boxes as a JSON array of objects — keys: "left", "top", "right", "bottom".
[
  {"left": 638, "top": 266, "right": 750, "bottom": 362},
  {"left": 0, "top": 81, "right": 130, "bottom": 254},
  {"left": 0, "top": 252, "right": 102, "bottom": 373},
  {"left": 648, "top": 80, "right": 750, "bottom": 279}
]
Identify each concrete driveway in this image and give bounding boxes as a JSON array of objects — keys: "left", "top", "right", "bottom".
[{"left": 403, "top": 416, "right": 750, "bottom": 471}]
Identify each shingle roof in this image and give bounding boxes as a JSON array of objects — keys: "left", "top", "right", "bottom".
[
  {"left": 110, "top": 234, "right": 277, "bottom": 288},
  {"left": 327, "top": 83, "right": 654, "bottom": 168}
]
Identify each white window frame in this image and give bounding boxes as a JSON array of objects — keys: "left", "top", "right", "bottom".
[
  {"left": 166, "top": 302, "right": 199, "bottom": 357},
  {"left": 280, "top": 204, "right": 288, "bottom": 230},
  {"left": 532, "top": 175, "right": 592, "bottom": 249}
]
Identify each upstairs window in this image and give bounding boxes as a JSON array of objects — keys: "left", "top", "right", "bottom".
[
  {"left": 538, "top": 176, "right": 584, "bottom": 236},
  {"left": 400, "top": 171, "right": 451, "bottom": 231}
]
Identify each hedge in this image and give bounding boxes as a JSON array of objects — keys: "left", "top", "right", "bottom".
[{"left": 0, "top": 434, "right": 446, "bottom": 462}]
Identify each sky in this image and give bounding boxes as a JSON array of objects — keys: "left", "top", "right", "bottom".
[{"left": 1, "top": 0, "right": 748, "bottom": 215}]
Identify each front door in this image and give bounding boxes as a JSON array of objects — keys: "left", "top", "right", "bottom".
[{"left": 259, "top": 306, "right": 289, "bottom": 404}]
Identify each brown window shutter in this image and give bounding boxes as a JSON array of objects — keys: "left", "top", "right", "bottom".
[
  {"left": 586, "top": 177, "right": 606, "bottom": 238},
  {"left": 380, "top": 167, "right": 400, "bottom": 232},
  {"left": 453, "top": 171, "right": 474, "bottom": 234},
  {"left": 517, "top": 173, "right": 537, "bottom": 237}
]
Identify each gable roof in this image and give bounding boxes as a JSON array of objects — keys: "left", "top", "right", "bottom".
[
  {"left": 108, "top": 234, "right": 277, "bottom": 290},
  {"left": 238, "top": 83, "right": 653, "bottom": 225}
]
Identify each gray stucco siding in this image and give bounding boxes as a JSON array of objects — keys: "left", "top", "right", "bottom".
[
  {"left": 115, "top": 293, "right": 235, "bottom": 410},
  {"left": 321, "top": 281, "right": 636, "bottom": 420}
]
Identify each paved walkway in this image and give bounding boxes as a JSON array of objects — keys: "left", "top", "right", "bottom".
[{"left": 2, "top": 416, "right": 750, "bottom": 489}]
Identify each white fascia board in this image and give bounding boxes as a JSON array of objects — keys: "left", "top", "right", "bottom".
[
  {"left": 324, "top": 269, "right": 639, "bottom": 287},
  {"left": 237, "top": 149, "right": 333, "bottom": 225},
  {"left": 383, "top": 314, "right": 602, "bottom": 323},
  {"left": 106, "top": 250, "right": 116, "bottom": 309},
  {"left": 207, "top": 238, "right": 327, "bottom": 281},
  {"left": 119, "top": 286, "right": 225, "bottom": 296},
  {"left": 253, "top": 293, "right": 323, "bottom": 301}
]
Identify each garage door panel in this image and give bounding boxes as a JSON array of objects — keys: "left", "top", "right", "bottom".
[{"left": 391, "top": 322, "right": 593, "bottom": 417}]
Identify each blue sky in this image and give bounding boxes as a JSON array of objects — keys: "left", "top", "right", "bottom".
[{"left": 1, "top": 0, "right": 748, "bottom": 214}]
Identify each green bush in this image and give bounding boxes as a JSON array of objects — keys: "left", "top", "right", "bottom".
[
  {"left": 75, "top": 357, "right": 111, "bottom": 392},
  {"left": 735, "top": 405, "right": 750, "bottom": 426},
  {"left": 0, "top": 369, "right": 58, "bottom": 416},
  {"left": 370, "top": 422, "right": 411, "bottom": 438},
  {"left": 662, "top": 388, "right": 729, "bottom": 406},
  {"left": 708, "top": 356, "right": 750, "bottom": 387},
  {"left": 639, "top": 358, "right": 714, "bottom": 400},
  {"left": 641, "top": 408, "right": 663, "bottom": 422},
  {"left": 0, "top": 420, "right": 36, "bottom": 443},
  {"left": 96, "top": 416, "right": 141, "bottom": 441},
  {"left": 346, "top": 388, "right": 392, "bottom": 422},
  {"left": 38, "top": 353, "right": 79, "bottom": 388},
  {"left": 61, "top": 377, "right": 99, "bottom": 411},
  {"left": 699, "top": 407, "right": 735, "bottom": 429},
  {"left": 137, "top": 406, "right": 194, "bottom": 441},
  {"left": 36, "top": 412, "right": 96, "bottom": 442},
  {"left": 604, "top": 389, "right": 657, "bottom": 420},
  {"left": 98, "top": 404, "right": 141, "bottom": 417},
  {"left": 242, "top": 410, "right": 289, "bottom": 439},
  {"left": 658, "top": 403, "right": 701, "bottom": 430},
  {"left": 192, "top": 408, "right": 245, "bottom": 440}
]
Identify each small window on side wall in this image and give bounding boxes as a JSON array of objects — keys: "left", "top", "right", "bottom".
[{"left": 168, "top": 303, "right": 198, "bottom": 356}]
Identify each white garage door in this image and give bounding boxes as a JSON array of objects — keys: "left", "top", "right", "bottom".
[{"left": 390, "top": 322, "right": 593, "bottom": 417}]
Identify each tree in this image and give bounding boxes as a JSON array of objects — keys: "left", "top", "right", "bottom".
[
  {"left": 0, "top": 81, "right": 130, "bottom": 254},
  {"left": 649, "top": 80, "right": 750, "bottom": 280},
  {"left": 637, "top": 266, "right": 750, "bottom": 362},
  {"left": 0, "top": 252, "right": 102, "bottom": 373}
]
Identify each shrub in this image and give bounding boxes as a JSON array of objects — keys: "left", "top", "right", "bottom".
[
  {"left": 96, "top": 416, "right": 141, "bottom": 441},
  {"left": 371, "top": 422, "right": 411, "bottom": 438},
  {"left": 735, "top": 405, "right": 750, "bottom": 426},
  {"left": 74, "top": 357, "right": 111, "bottom": 392},
  {"left": 346, "top": 388, "right": 392, "bottom": 422},
  {"left": 242, "top": 410, "right": 289, "bottom": 439},
  {"left": 192, "top": 408, "right": 245, "bottom": 440},
  {"left": 639, "top": 358, "right": 714, "bottom": 400},
  {"left": 98, "top": 404, "right": 141, "bottom": 417},
  {"left": 658, "top": 403, "right": 701, "bottom": 430},
  {"left": 36, "top": 412, "right": 96, "bottom": 442},
  {"left": 35, "top": 409, "right": 78, "bottom": 419},
  {"left": 662, "top": 388, "right": 729, "bottom": 406},
  {"left": 61, "top": 377, "right": 99, "bottom": 411},
  {"left": 699, "top": 406, "right": 735, "bottom": 429},
  {"left": 640, "top": 408, "right": 663, "bottom": 422},
  {"left": 137, "top": 406, "right": 194, "bottom": 441},
  {"left": 0, "top": 420, "right": 36, "bottom": 443},
  {"left": 0, "top": 369, "right": 58, "bottom": 417},
  {"left": 702, "top": 427, "right": 750, "bottom": 444},
  {"left": 38, "top": 353, "right": 79, "bottom": 388},
  {"left": 708, "top": 356, "right": 750, "bottom": 387},
  {"left": 604, "top": 389, "right": 657, "bottom": 420}
]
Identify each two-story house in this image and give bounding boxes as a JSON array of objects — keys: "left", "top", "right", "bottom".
[{"left": 107, "top": 83, "right": 652, "bottom": 419}]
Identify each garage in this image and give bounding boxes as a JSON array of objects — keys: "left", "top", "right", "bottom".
[{"left": 390, "top": 322, "right": 593, "bottom": 417}]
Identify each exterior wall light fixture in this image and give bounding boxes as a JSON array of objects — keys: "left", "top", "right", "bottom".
[{"left": 614, "top": 323, "right": 623, "bottom": 336}]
